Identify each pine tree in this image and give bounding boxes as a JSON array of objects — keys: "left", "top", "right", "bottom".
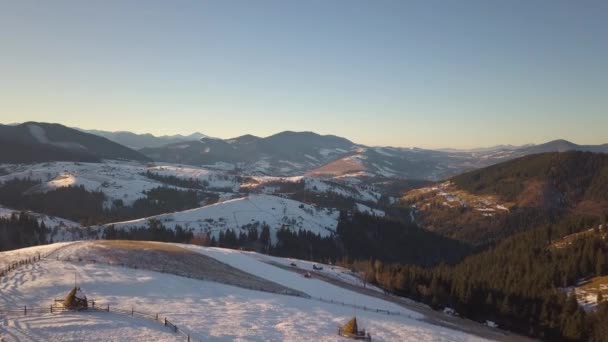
[{"left": 596, "top": 253, "right": 607, "bottom": 277}]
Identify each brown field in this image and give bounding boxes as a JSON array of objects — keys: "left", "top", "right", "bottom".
[
  {"left": 96, "top": 240, "right": 189, "bottom": 253},
  {"left": 307, "top": 156, "right": 365, "bottom": 177}
]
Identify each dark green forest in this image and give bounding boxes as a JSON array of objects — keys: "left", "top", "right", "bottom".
[
  {"left": 350, "top": 215, "right": 608, "bottom": 341},
  {"left": 0, "top": 213, "right": 47, "bottom": 251}
]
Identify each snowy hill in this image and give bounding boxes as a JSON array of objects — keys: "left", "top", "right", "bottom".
[
  {"left": 0, "top": 161, "right": 170, "bottom": 207},
  {"left": 0, "top": 161, "right": 241, "bottom": 208},
  {"left": 244, "top": 175, "right": 382, "bottom": 204},
  {"left": 0, "top": 206, "right": 79, "bottom": 230},
  {"left": 0, "top": 241, "right": 506, "bottom": 341},
  {"left": 101, "top": 194, "right": 340, "bottom": 242}
]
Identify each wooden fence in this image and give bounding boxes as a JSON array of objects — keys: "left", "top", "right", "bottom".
[
  {"left": 0, "top": 253, "right": 41, "bottom": 279},
  {"left": 0, "top": 301, "right": 196, "bottom": 341},
  {"left": 313, "top": 296, "right": 416, "bottom": 319}
]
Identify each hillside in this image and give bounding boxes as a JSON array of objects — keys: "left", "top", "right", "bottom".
[
  {"left": 0, "top": 241, "right": 508, "bottom": 341},
  {"left": 100, "top": 194, "right": 340, "bottom": 243},
  {"left": 451, "top": 151, "right": 608, "bottom": 212},
  {"left": 0, "top": 123, "right": 149, "bottom": 163},
  {"left": 404, "top": 152, "right": 608, "bottom": 245}
]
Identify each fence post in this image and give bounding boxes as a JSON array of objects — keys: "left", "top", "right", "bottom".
[
  {"left": 107, "top": 304, "right": 110, "bottom": 312},
  {"left": 131, "top": 307, "right": 134, "bottom": 316},
  {"left": 164, "top": 318, "right": 167, "bottom": 326},
  {"left": 187, "top": 334, "right": 190, "bottom": 342},
  {"left": 24, "top": 305, "right": 27, "bottom": 316},
  {"left": 50, "top": 305, "right": 53, "bottom": 313}
]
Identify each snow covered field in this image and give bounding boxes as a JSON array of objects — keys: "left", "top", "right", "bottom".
[{"left": 0, "top": 242, "right": 491, "bottom": 342}]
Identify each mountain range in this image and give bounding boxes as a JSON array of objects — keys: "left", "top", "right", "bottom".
[
  {"left": 3, "top": 122, "right": 608, "bottom": 181},
  {"left": 81, "top": 129, "right": 210, "bottom": 149}
]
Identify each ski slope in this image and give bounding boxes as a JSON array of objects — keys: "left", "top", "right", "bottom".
[{"left": 0, "top": 242, "right": 490, "bottom": 342}]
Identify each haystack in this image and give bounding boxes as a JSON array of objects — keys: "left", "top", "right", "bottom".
[
  {"left": 63, "top": 287, "right": 88, "bottom": 310},
  {"left": 342, "top": 317, "right": 358, "bottom": 334},
  {"left": 338, "top": 317, "right": 371, "bottom": 341}
]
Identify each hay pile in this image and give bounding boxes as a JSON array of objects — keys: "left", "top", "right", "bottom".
[
  {"left": 342, "top": 317, "right": 358, "bottom": 335},
  {"left": 64, "top": 287, "right": 88, "bottom": 310}
]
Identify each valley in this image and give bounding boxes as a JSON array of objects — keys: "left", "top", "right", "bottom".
[{"left": 1, "top": 122, "right": 608, "bottom": 341}]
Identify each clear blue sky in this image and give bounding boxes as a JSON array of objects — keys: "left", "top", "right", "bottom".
[{"left": 0, "top": 0, "right": 606, "bottom": 148}]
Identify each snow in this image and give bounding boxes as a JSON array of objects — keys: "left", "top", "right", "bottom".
[
  {"left": 355, "top": 203, "right": 386, "bottom": 217},
  {"left": 485, "top": 321, "right": 498, "bottom": 329},
  {"left": 0, "top": 162, "right": 167, "bottom": 207},
  {"left": 147, "top": 165, "right": 239, "bottom": 191},
  {"left": 0, "top": 243, "right": 490, "bottom": 341},
  {"left": 303, "top": 178, "right": 381, "bottom": 203},
  {"left": 374, "top": 147, "right": 397, "bottom": 157},
  {"left": 0, "top": 207, "right": 76, "bottom": 229},
  {"left": 0, "top": 162, "right": 241, "bottom": 208},
  {"left": 371, "top": 163, "right": 397, "bottom": 178},
  {"left": 102, "top": 194, "right": 339, "bottom": 243}
]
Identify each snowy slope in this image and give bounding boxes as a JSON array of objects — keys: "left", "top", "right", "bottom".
[
  {"left": 102, "top": 194, "right": 340, "bottom": 242},
  {"left": 181, "top": 246, "right": 395, "bottom": 308},
  {"left": 245, "top": 175, "right": 382, "bottom": 203},
  {"left": 147, "top": 165, "right": 240, "bottom": 191},
  {"left": 0, "top": 243, "right": 490, "bottom": 341},
  {"left": 0, "top": 162, "right": 165, "bottom": 207},
  {"left": 0, "top": 207, "right": 91, "bottom": 242},
  {"left": 0, "top": 161, "right": 238, "bottom": 207},
  {"left": 0, "top": 206, "right": 80, "bottom": 230},
  {"left": 355, "top": 203, "right": 386, "bottom": 217}
]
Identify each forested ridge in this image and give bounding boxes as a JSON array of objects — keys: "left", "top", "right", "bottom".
[
  {"left": 352, "top": 214, "right": 608, "bottom": 341},
  {"left": 452, "top": 151, "right": 608, "bottom": 204}
]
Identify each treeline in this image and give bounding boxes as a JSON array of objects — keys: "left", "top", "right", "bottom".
[
  {"left": 188, "top": 213, "right": 471, "bottom": 267},
  {"left": 0, "top": 212, "right": 47, "bottom": 252},
  {"left": 337, "top": 212, "right": 472, "bottom": 266},
  {"left": 102, "top": 219, "right": 193, "bottom": 243},
  {"left": 354, "top": 215, "right": 608, "bottom": 341},
  {"left": 0, "top": 178, "right": 106, "bottom": 224},
  {"left": 143, "top": 171, "right": 209, "bottom": 189},
  {"left": 107, "top": 187, "right": 218, "bottom": 222},
  {"left": 0, "top": 178, "right": 216, "bottom": 225}
]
